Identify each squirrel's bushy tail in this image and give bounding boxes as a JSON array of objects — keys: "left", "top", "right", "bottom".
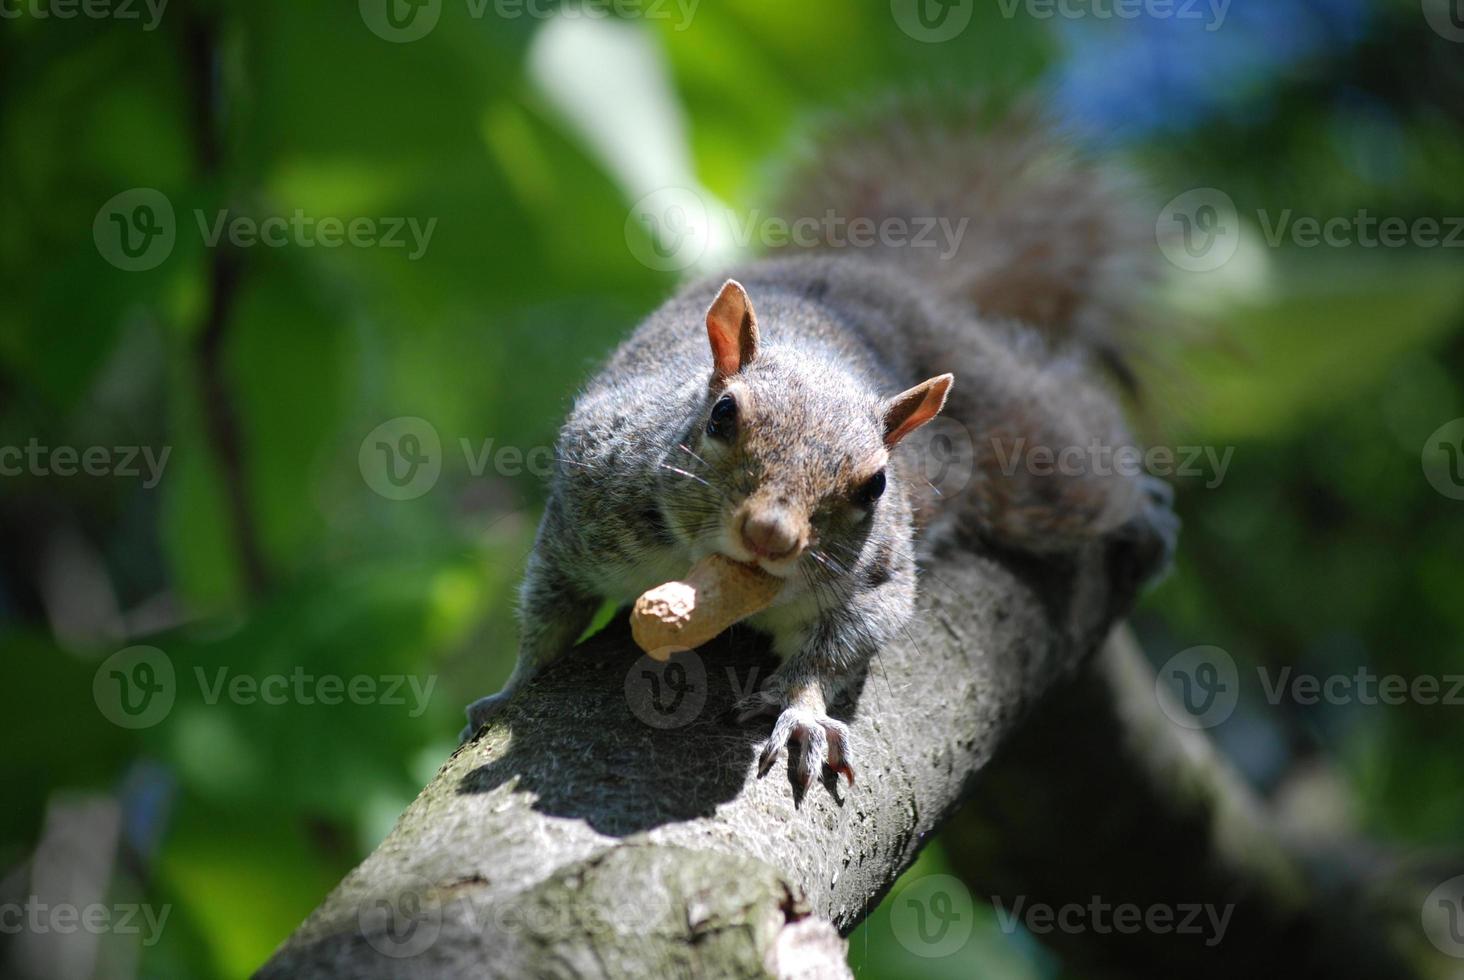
[{"left": 770, "top": 96, "right": 1157, "bottom": 391}]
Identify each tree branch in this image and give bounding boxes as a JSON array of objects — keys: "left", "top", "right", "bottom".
[
  {"left": 940, "top": 627, "right": 1435, "bottom": 978},
  {"left": 256, "top": 497, "right": 1454, "bottom": 979},
  {"left": 183, "top": 7, "right": 269, "bottom": 597},
  {"left": 258, "top": 528, "right": 1148, "bottom": 978}
]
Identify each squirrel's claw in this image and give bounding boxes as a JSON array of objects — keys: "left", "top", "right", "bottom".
[
  {"left": 459, "top": 690, "right": 512, "bottom": 744},
  {"left": 824, "top": 722, "right": 855, "bottom": 786},
  {"left": 755, "top": 706, "right": 855, "bottom": 790}
]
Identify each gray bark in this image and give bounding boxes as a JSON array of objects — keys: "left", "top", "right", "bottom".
[
  {"left": 257, "top": 529, "right": 1146, "bottom": 978},
  {"left": 255, "top": 527, "right": 1448, "bottom": 978}
]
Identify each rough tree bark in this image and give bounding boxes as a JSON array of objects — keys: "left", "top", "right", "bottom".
[{"left": 256, "top": 527, "right": 1450, "bottom": 978}]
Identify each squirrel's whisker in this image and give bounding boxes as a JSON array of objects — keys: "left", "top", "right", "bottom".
[
  {"left": 675, "top": 443, "right": 710, "bottom": 468},
  {"left": 657, "top": 462, "right": 713, "bottom": 489}
]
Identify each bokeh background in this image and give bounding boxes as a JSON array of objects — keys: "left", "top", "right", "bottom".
[{"left": 3, "top": 0, "right": 1463, "bottom": 976}]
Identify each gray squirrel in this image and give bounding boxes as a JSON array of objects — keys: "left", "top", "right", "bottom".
[{"left": 462, "top": 99, "right": 1178, "bottom": 791}]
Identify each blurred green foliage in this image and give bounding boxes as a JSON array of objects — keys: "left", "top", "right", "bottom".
[{"left": 1, "top": 0, "right": 1462, "bottom": 977}]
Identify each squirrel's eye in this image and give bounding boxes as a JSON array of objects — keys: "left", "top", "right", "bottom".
[
  {"left": 706, "top": 394, "right": 738, "bottom": 441},
  {"left": 854, "top": 469, "right": 886, "bottom": 507}
]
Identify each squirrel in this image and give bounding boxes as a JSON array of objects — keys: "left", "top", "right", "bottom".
[{"left": 462, "top": 98, "right": 1179, "bottom": 791}]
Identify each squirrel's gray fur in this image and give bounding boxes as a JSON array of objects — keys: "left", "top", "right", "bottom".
[{"left": 463, "top": 98, "right": 1178, "bottom": 793}]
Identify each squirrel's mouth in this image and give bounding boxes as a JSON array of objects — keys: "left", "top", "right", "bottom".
[
  {"left": 711, "top": 536, "right": 806, "bottom": 581},
  {"left": 751, "top": 553, "right": 801, "bottom": 579}
]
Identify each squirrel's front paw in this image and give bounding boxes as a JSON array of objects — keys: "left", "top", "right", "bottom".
[
  {"left": 751, "top": 703, "right": 855, "bottom": 791},
  {"left": 459, "top": 691, "right": 511, "bottom": 744}
]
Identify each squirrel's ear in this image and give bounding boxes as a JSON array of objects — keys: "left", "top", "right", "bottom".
[
  {"left": 706, "top": 279, "right": 759, "bottom": 380},
  {"left": 883, "top": 374, "right": 953, "bottom": 448}
]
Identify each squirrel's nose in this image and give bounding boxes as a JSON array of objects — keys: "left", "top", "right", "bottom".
[{"left": 738, "top": 507, "right": 804, "bottom": 561}]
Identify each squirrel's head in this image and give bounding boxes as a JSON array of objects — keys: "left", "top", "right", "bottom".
[{"left": 661, "top": 279, "right": 952, "bottom": 584}]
